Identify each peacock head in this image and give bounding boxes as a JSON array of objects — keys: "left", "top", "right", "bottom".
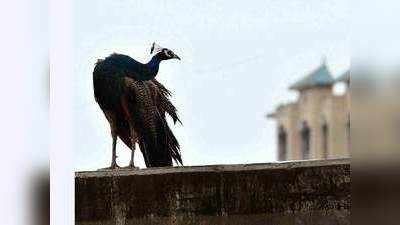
[{"left": 150, "top": 42, "right": 181, "bottom": 61}]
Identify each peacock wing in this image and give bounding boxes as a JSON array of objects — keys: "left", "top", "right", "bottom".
[{"left": 148, "top": 79, "right": 182, "bottom": 125}]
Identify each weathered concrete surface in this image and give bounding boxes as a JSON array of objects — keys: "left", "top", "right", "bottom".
[{"left": 75, "top": 158, "right": 350, "bottom": 225}]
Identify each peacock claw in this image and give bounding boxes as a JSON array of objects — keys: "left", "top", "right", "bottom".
[
  {"left": 108, "top": 162, "right": 120, "bottom": 169},
  {"left": 123, "top": 165, "right": 139, "bottom": 170},
  {"left": 97, "top": 164, "right": 120, "bottom": 171}
]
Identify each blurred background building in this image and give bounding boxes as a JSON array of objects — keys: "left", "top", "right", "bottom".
[{"left": 268, "top": 61, "right": 350, "bottom": 161}]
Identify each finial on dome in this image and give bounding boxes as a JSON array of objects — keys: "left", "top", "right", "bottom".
[{"left": 321, "top": 55, "right": 327, "bottom": 65}]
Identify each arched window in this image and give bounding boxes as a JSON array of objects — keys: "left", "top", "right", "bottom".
[
  {"left": 300, "top": 121, "right": 311, "bottom": 159},
  {"left": 322, "top": 123, "right": 329, "bottom": 159},
  {"left": 278, "top": 126, "right": 287, "bottom": 161},
  {"left": 346, "top": 117, "right": 351, "bottom": 151}
]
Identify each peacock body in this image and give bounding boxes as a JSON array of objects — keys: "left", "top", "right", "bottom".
[{"left": 93, "top": 44, "right": 182, "bottom": 168}]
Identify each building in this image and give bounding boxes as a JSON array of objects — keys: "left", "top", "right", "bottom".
[{"left": 268, "top": 62, "right": 350, "bottom": 161}]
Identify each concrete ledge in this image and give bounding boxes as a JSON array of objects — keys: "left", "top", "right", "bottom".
[{"left": 75, "top": 158, "right": 350, "bottom": 225}]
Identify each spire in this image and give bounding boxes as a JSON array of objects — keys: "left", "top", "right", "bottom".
[
  {"left": 289, "top": 60, "right": 335, "bottom": 91},
  {"left": 321, "top": 55, "right": 327, "bottom": 65}
]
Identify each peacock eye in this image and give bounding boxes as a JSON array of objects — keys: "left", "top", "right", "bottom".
[{"left": 164, "top": 50, "right": 172, "bottom": 57}]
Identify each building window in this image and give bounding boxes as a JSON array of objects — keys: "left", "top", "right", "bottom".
[
  {"left": 300, "top": 121, "right": 311, "bottom": 159},
  {"left": 278, "top": 126, "right": 287, "bottom": 161},
  {"left": 322, "top": 123, "right": 329, "bottom": 159},
  {"left": 346, "top": 117, "right": 351, "bottom": 151}
]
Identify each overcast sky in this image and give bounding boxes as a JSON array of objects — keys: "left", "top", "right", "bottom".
[{"left": 73, "top": 0, "right": 349, "bottom": 171}]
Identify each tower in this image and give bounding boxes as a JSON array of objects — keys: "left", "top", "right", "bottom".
[{"left": 268, "top": 61, "right": 351, "bottom": 161}]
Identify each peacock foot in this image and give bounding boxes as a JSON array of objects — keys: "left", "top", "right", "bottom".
[{"left": 123, "top": 164, "right": 139, "bottom": 170}]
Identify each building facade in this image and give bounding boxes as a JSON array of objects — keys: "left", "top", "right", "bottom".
[{"left": 268, "top": 62, "right": 350, "bottom": 161}]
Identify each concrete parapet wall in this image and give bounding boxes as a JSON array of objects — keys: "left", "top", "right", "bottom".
[{"left": 75, "top": 158, "right": 350, "bottom": 225}]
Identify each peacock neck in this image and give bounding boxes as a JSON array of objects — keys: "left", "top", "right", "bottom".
[
  {"left": 131, "top": 55, "right": 161, "bottom": 81},
  {"left": 146, "top": 55, "right": 161, "bottom": 75}
]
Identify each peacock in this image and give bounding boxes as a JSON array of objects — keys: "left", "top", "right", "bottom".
[{"left": 93, "top": 43, "right": 182, "bottom": 169}]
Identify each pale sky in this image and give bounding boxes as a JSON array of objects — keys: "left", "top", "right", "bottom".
[{"left": 73, "top": 0, "right": 349, "bottom": 171}]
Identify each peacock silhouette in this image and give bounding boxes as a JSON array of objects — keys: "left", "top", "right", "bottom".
[{"left": 93, "top": 42, "right": 182, "bottom": 169}]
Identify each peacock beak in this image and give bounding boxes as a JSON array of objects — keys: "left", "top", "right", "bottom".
[{"left": 172, "top": 53, "right": 181, "bottom": 60}]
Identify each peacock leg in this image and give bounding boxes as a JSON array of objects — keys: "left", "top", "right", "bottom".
[
  {"left": 120, "top": 93, "right": 139, "bottom": 169},
  {"left": 110, "top": 133, "right": 119, "bottom": 169},
  {"left": 104, "top": 110, "right": 119, "bottom": 169},
  {"left": 128, "top": 142, "right": 135, "bottom": 167},
  {"left": 128, "top": 127, "right": 139, "bottom": 169}
]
